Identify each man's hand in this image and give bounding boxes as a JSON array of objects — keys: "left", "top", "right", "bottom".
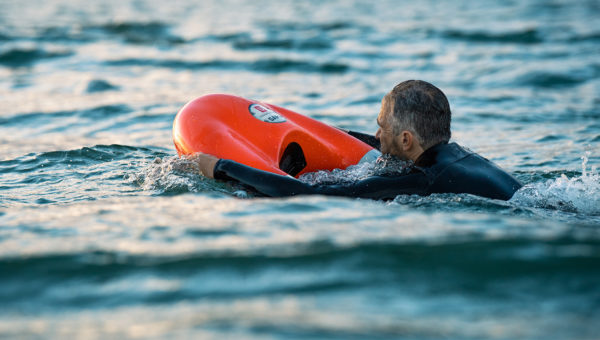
[{"left": 188, "top": 153, "right": 220, "bottom": 179}]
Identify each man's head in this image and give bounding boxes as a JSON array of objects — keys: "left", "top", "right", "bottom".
[{"left": 375, "top": 80, "right": 451, "bottom": 160}]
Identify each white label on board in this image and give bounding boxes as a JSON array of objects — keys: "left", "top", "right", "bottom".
[{"left": 248, "top": 104, "right": 286, "bottom": 123}]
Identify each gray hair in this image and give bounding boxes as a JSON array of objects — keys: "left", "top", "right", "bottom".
[{"left": 385, "top": 80, "right": 451, "bottom": 149}]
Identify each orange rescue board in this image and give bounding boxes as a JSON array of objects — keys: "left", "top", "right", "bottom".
[{"left": 173, "top": 94, "right": 376, "bottom": 177}]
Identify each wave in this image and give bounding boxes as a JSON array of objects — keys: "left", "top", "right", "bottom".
[
  {"left": 511, "top": 153, "right": 600, "bottom": 216},
  {"left": 468, "top": 110, "right": 599, "bottom": 124},
  {"left": 127, "top": 155, "right": 245, "bottom": 196},
  {"left": 104, "top": 57, "right": 349, "bottom": 73},
  {"left": 85, "top": 79, "right": 120, "bottom": 93},
  {"left": 1, "top": 236, "right": 598, "bottom": 311},
  {"left": 214, "top": 21, "right": 342, "bottom": 51},
  {"left": 83, "top": 21, "right": 185, "bottom": 45},
  {"left": 0, "top": 145, "right": 160, "bottom": 174},
  {"left": 0, "top": 145, "right": 166, "bottom": 206},
  {"left": 232, "top": 38, "right": 332, "bottom": 51},
  {"left": 0, "top": 105, "right": 132, "bottom": 127},
  {"left": 28, "top": 21, "right": 185, "bottom": 45},
  {"left": 0, "top": 47, "right": 72, "bottom": 68},
  {"left": 2, "top": 238, "right": 598, "bottom": 276},
  {"left": 439, "top": 28, "right": 543, "bottom": 44},
  {"left": 262, "top": 21, "right": 360, "bottom": 32},
  {"left": 516, "top": 70, "right": 592, "bottom": 88},
  {"left": 568, "top": 32, "right": 600, "bottom": 42}
]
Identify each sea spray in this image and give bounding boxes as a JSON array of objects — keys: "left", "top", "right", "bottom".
[
  {"left": 130, "top": 153, "right": 600, "bottom": 218},
  {"left": 299, "top": 154, "right": 413, "bottom": 185},
  {"left": 131, "top": 153, "right": 414, "bottom": 195},
  {"left": 127, "top": 156, "right": 240, "bottom": 195},
  {"left": 511, "top": 152, "right": 600, "bottom": 216}
]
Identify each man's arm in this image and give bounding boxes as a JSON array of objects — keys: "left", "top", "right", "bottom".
[{"left": 213, "top": 158, "right": 428, "bottom": 200}]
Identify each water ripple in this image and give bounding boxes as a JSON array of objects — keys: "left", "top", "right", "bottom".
[
  {"left": 84, "top": 21, "right": 185, "bottom": 45},
  {"left": 104, "top": 57, "right": 349, "bottom": 73},
  {"left": 440, "top": 28, "right": 543, "bottom": 44},
  {"left": 0, "top": 47, "right": 72, "bottom": 67}
]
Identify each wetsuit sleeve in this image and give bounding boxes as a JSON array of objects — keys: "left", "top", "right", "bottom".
[
  {"left": 214, "top": 159, "right": 428, "bottom": 200},
  {"left": 346, "top": 130, "right": 380, "bottom": 150}
]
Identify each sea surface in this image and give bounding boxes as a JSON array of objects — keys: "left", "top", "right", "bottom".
[{"left": 1, "top": 0, "right": 599, "bottom": 339}]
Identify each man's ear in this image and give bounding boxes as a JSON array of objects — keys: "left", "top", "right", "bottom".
[{"left": 401, "top": 130, "right": 413, "bottom": 150}]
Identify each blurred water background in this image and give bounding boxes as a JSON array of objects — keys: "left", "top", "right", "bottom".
[{"left": 1, "top": 0, "right": 599, "bottom": 339}]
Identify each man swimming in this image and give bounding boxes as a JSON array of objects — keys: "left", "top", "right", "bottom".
[{"left": 192, "top": 80, "right": 522, "bottom": 200}]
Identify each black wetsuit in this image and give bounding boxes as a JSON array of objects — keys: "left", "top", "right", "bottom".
[{"left": 213, "top": 132, "right": 522, "bottom": 201}]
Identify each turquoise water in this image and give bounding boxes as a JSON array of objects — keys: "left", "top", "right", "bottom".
[{"left": 1, "top": 0, "right": 599, "bottom": 338}]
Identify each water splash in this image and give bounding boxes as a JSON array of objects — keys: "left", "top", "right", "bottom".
[
  {"left": 299, "top": 155, "right": 413, "bottom": 185},
  {"left": 126, "top": 156, "right": 239, "bottom": 196},
  {"left": 129, "top": 154, "right": 413, "bottom": 196},
  {"left": 511, "top": 152, "right": 600, "bottom": 216}
]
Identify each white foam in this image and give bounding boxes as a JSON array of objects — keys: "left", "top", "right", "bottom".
[
  {"left": 299, "top": 155, "right": 413, "bottom": 185},
  {"left": 511, "top": 152, "right": 600, "bottom": 216},
  {"left": 127, "top": 156, "right": 217, "bottom": 194}
]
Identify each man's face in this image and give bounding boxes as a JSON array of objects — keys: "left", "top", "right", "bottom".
[{"left": 375, "top": 97, "right": 402, "bottom": 157}]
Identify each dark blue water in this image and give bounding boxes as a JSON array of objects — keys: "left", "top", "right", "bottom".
[{"left": 1, "top": 0, "right": 599, "bottom": 338}]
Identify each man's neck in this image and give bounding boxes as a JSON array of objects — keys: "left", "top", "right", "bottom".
[{"left": 407, "top": 144, "right": 425, "bottom": 162}]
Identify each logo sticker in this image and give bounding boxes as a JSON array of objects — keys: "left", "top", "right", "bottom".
[{"left": 248, "top": 104, "right": 286, "bottom": 123}]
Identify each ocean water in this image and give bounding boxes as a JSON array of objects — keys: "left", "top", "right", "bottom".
[{"left": 1, "top": 0, "right": 599, "bottom": 339}]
